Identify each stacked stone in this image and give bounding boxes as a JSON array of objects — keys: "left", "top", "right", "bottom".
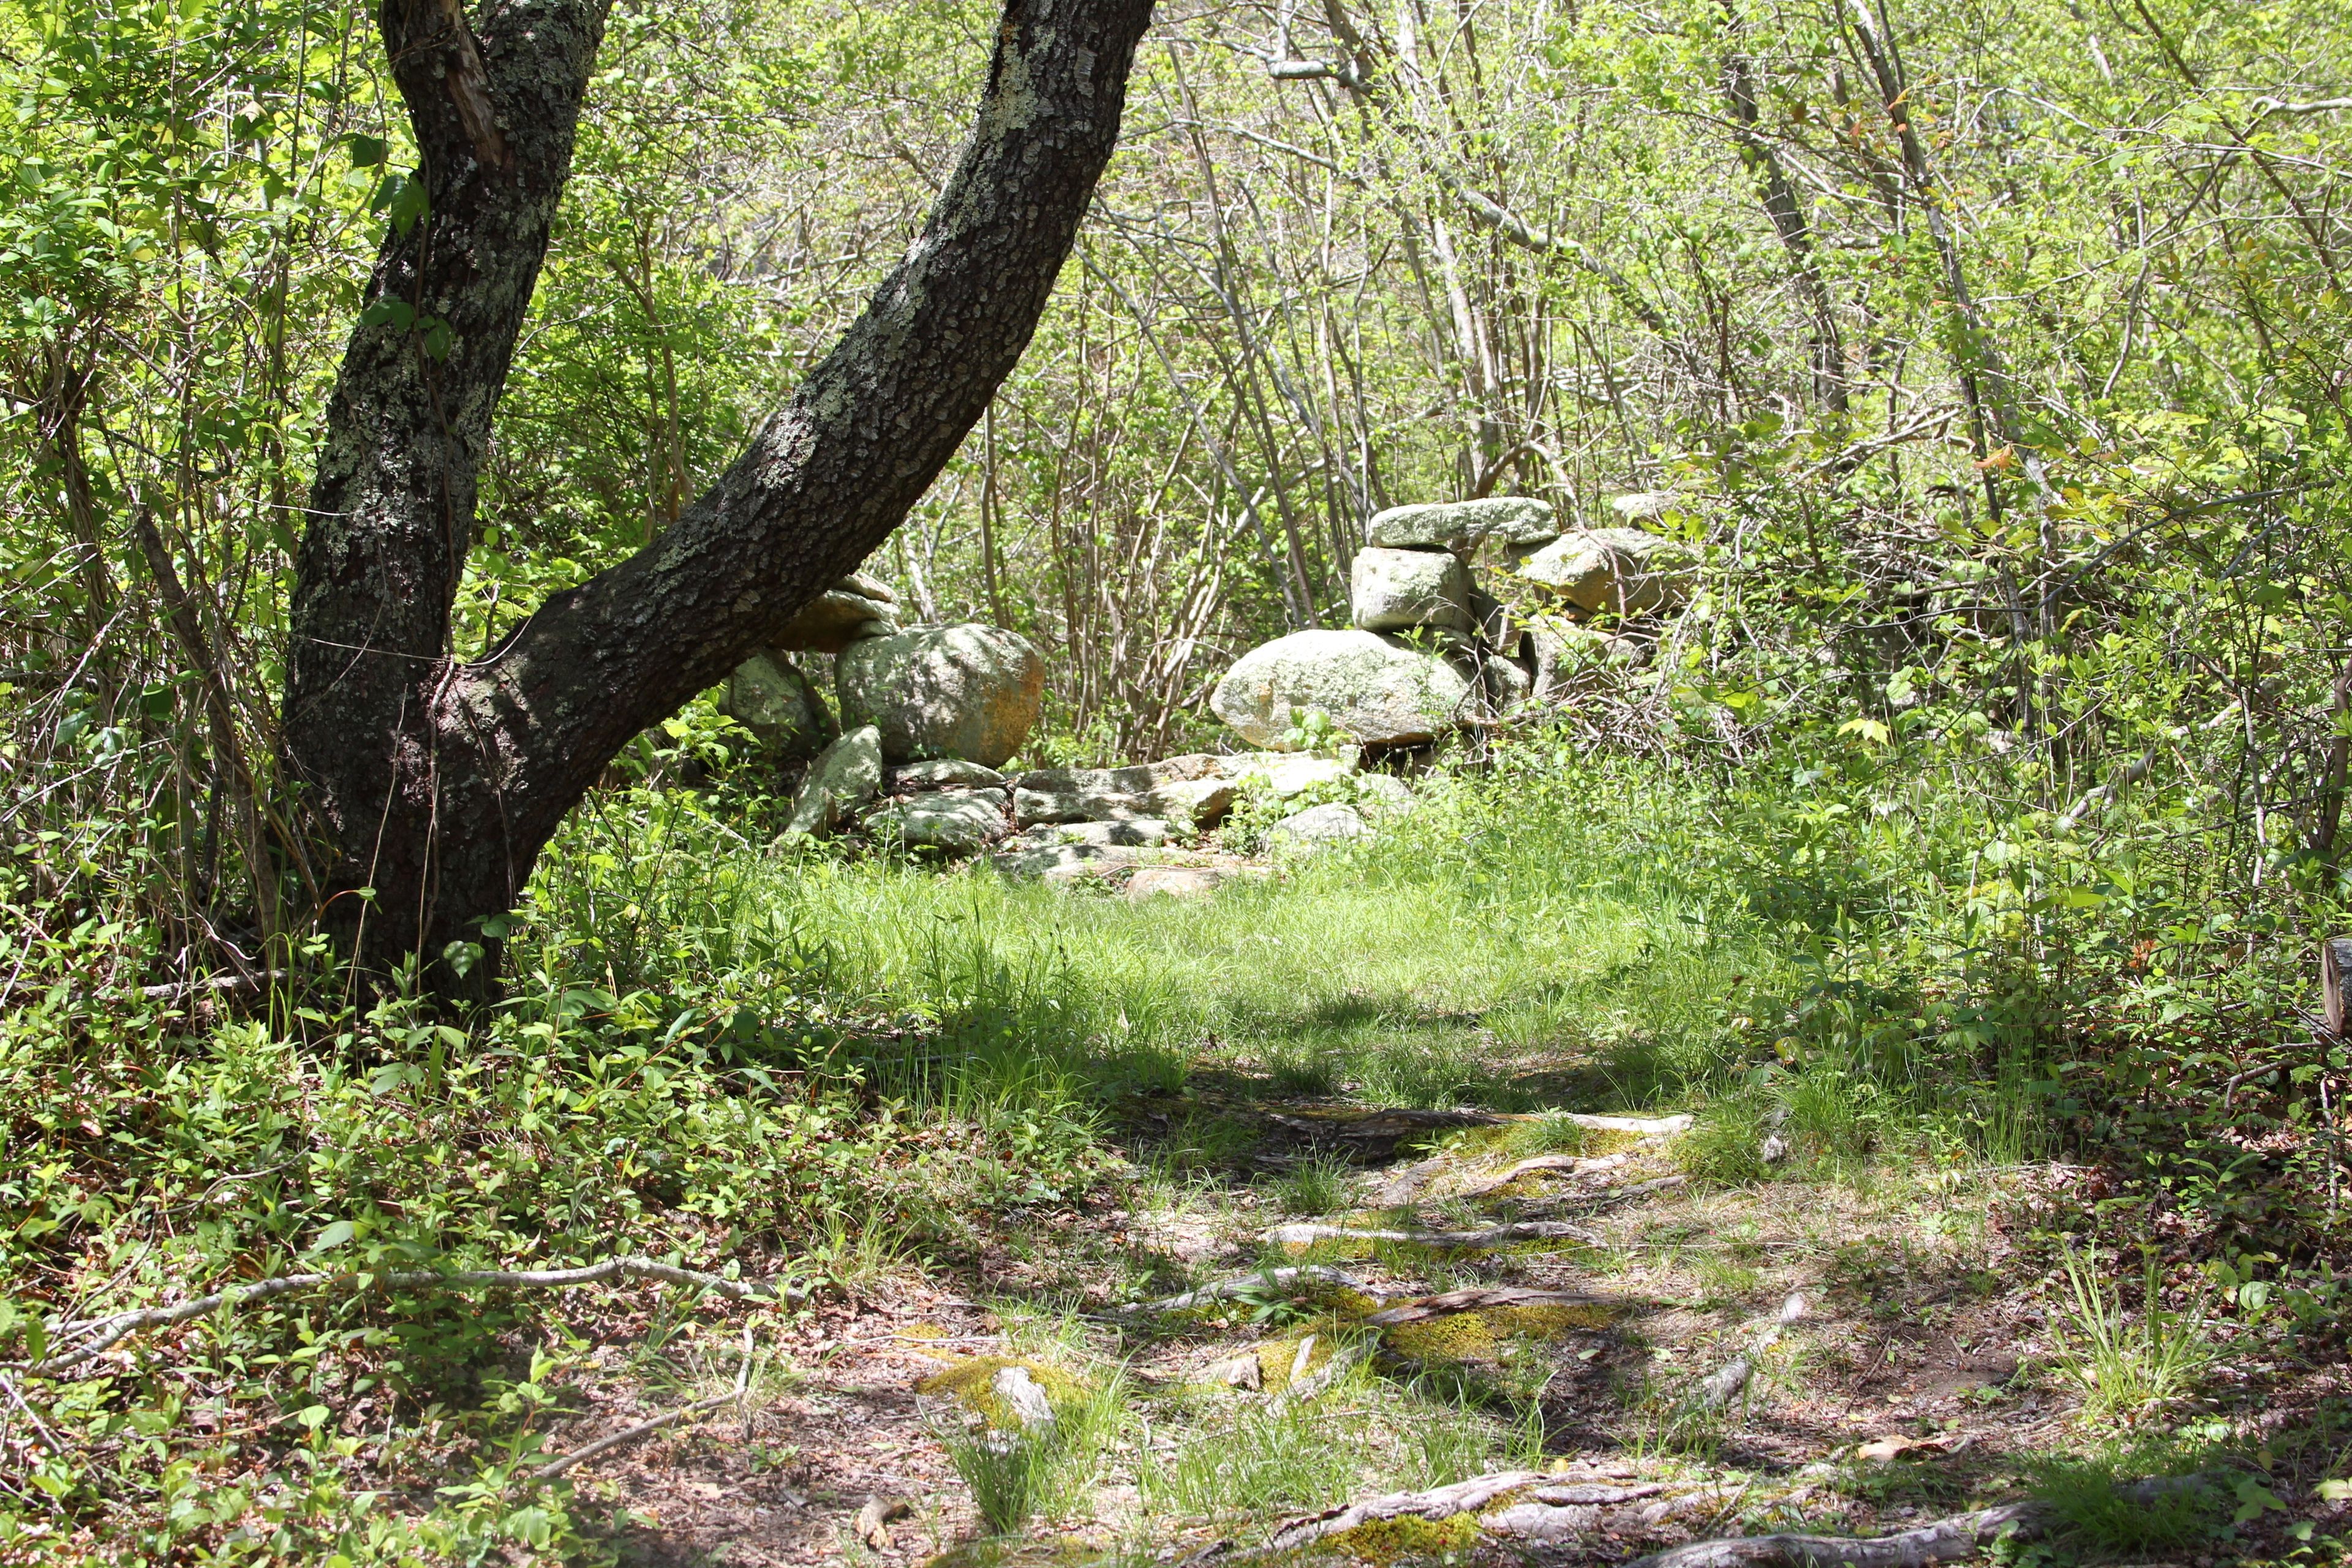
[
  {"left": 1210, "top": 494, "right": 1701, "bottom": 751},
  {"left": 1210, "top": 498, "right": 1560, "bottom": 751}
]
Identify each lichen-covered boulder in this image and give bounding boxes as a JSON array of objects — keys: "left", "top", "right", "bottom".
[
  {"left": 772, "top": 571, "right": 900, "bottom": 654},
  {"left": 1366, "top": 497, "right": 1558, "bottom": 556},
  {"left": 867, "top": 788, "right": 1008, "bottom": 855},
  {"left": 722, "top": 651, "right": 836, "bottom": 765},
  {"left": 1351, "top": 547, "right": 1472, "bottom": 633},
  {"left": 1515, "top": 528, "right": 1697, "bottom": 616},
  {"left": 1210, "top": 630, "right": 1474, "bottom": 749},
  {"left": 1525, "top": 620, "right": 1646, "bottom": 704},
  {"left": 778, "top": 725, "right": 882, "bottom": 839},
  {"left": 837, "top": 624, "right": 1045, "bottom": 767}
]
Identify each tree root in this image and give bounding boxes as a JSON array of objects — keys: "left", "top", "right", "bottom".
[
  {"left": 18, "top": 1256, "right": 799, "bottom": 1379},
  {"left": 1362, "top": 1285, "right": 1604, "bottom": 1327},
  {"left": 1620, "top": 1504, "right": 2043, "bottom": 1567},
  {"left": 1263, "top": 1219, "right": 1597, "bottom": 1251},
  {"left": 1101, "top": 1264, "right": 1371, "bottom": 1318}
]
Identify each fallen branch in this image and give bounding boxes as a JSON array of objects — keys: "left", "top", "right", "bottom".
[
  {"left": 1264, "top": 1219, "right": 1596, "bottom": 1251},
  {"left": 1102, "top": 1264, "right": 1370, "bottom": 1318},
  {"left": 21, "top": 1256, "right": 799, "bottom": 1379}
]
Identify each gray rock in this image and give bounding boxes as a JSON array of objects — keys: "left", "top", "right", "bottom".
[
  {"left": 1004, "top": 818, "right": 1174, "bottom": 850},
  {"left": 780, "top": 725, "right": 882, "bottom": 839},
  {"left": 892, "top": 758, "right": 1006, "bottom": 792},
  {"left": 1011, "top": 755, "right": 1231, "bottom": 828},
  {"left": 1525, "top": 620, "right": 1646, "bottom": 703},
  {"left": 1353, "top": 773, "right": 1414, "bottom": 818},
  {"left": 1351, "top": 547, "right": 1472, "bottom": 633},
  {"left": 1609, "top": 491, "right": 1680, "bottom": 522},
  {"left": 1223, "top": 752, "right": 1356, "bottom": 799},
  {"left": 989, "top": 842, "right": 1151, "bottom": 884},
  {"left": 1479, "top": 649, "right": 1534, "bottom": 713},
  {"left": 1515, "top": 529, "right": 1697, "bottom": 616},
  {"left": 867, "top": 788, "right": 1008, "bottom": 854},
  {"left": 1366, "top": 497, "right": 1558, "bottom": 556},
  {"left": 1210, "top": 630, "right": 1476, "bottom": 749},
  {"left": 1467, "top": 585, "right": 1514, "bottom": 645},
  {"left": 837, "top": 624, "right": 1046, "bottom": 767},
  {"left": 1126, "top": 865, "right": 1234, "bottom": 900},
  {"left": 1267, "top": 801, "right": 1371, "bottom": 850},
  {"left": 774, "top": 576, "right": 902, "bottom": 655},
  {"left": 723, "top": 651, "right": 837, "bottom": 765}
]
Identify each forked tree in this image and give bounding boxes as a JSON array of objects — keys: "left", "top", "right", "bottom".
[{"left": 280, "top": 0, "right": 1156, "bottom": 989}]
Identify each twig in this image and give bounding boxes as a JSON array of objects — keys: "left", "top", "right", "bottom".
[
  {"left": 533, "top": 1321, "right": 755, "bottom": 1480},
  {"left": 18, "top": 1256, "right": 801, "bottom": 1379},
  {"left": 0, "top": 1373, "right": 62, "bottom": 1452}
]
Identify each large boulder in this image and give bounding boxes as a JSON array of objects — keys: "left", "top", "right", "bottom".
[
  {"left": 1210, "top": 630, "right": 1474, "bottom": 750},
  {"left": 723, "top": 651, "right": 837, "bottom": 765},
  {"left": 774, "top": 571, "right": 900, "bottom": 654},
  {"left": 1003, "top": 818, "right": 1175, "bottom": 850},
  {"left": 867, "top": 789, "right": 1008, "bottom": 855},
  {"left": 1351, "top": 548, "right": 1472, "bottom": 633},
  {"left": 837, "top": 624, "right": 1046, "bottom": 767},
  {"left": 780, "top": 725, "right": 883, "bottom": 839},
  {"left": 1366, "top": 497, "right": 1558, "bottom": 557},
  {"left": 1515, "top": 529, "right": 1697, "bottom": 616}
]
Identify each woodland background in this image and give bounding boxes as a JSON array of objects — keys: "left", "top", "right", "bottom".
[{"left": 3, "top": 0, "right": 2352, "bottom": 1558}]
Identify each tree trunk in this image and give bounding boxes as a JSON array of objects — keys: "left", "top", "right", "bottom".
[{"left": 283, "top": 0, "right": 1157, "bottom": 990}]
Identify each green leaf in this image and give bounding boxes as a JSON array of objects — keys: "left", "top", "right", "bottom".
[{"left": 310, "top": 1219, "right": 355, "bottom": 1251}]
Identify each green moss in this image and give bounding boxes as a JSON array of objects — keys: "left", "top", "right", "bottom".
[
  {"left": 1310, "top": 1510, "right": 1483, "bottom": 1562},
  {"left": 917, "top": 1355, "right": 1087, "bottom": 1428},
  {"left": 1382, "top": 1301, "right": 1615, "bottom": 1365}
]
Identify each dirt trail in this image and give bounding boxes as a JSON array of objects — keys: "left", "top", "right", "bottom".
[{"left": 541, "top": 1080, "right": 2267, "bottom": 1568}]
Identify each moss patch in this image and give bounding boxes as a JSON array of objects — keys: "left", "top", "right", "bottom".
[
  {"left": 1382, "top": 1300, "right": 1615, "bottom": 1365},
  {"left": 917, "top": 1355, "right": 1087, "bottom": 1428},
  {"left": 1307, "top": 1510, "right": 1485, "bottom": 1562}
]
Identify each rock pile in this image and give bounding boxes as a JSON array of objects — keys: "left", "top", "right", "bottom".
[{"left": 1210, "top": 496, "right": 1695, "bottom": 751}]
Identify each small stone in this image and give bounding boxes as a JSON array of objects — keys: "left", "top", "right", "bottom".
[
  {"left": 778, "top": 725, "right": 883, "bottom": 839},
  {"left": 1126, "top": 865, "right": 1231, "bottom": 900},
  {"left": 1004, "top": 819, "right": 1174, "bottom": 849},
  {"left": 989, "top": 842, "right": 1152, "bottom": 883},
  {"left": 1268, "top": 802, "right": 1371, "bottom": 851},
  {"left": 892, "top": 758, "right": 1006, "bottom": 792},
  {"left": 867, "top": 788, "right": 1008, "bottom": 854}
]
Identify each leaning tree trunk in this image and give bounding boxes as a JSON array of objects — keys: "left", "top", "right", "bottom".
[{"left": 282, "top": 0, "right": 1157, "bottom": 991}]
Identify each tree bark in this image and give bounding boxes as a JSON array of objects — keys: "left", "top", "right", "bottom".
[{"left": 284, "top": 0, "right": 1157, "bottom": 989}]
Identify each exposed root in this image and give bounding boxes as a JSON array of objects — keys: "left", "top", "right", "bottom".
[
  {"left": 1264, "top": 1219, "right": 1596, "bottom": 1251},
  {"left": 1621, "top": 1504, "right": 2042, "bottom": 1567},
  {"left": 1101, "top": 1264, "right": 1370, "bottom": 1317},
  {"left": 1362, "top": 1285, "right": 1604, "bottom": 1327},
  {"left": 1456, "top": 1151, "right": 1629, "bottom": 1198}
]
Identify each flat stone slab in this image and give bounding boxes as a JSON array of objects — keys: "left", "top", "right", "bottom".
[{"left": 1366, "top": 497, "right": 1558, "bottom": 555}]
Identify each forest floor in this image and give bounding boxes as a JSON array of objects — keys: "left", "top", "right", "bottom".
[{"left": 518, "top": 994, "right": 2344, "bottom": 1568}]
